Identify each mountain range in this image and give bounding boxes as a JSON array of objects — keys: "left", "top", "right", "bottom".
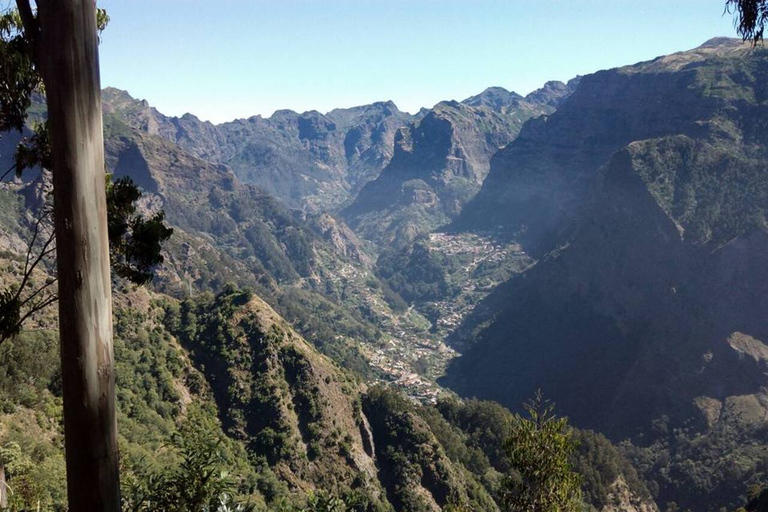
[{"left": 1, "top": 37, "right": 766, "bottom": 512}]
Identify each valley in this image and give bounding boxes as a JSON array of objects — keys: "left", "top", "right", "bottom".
[{"left": 1, "top": 25, "right": 767, "bottom": 512}]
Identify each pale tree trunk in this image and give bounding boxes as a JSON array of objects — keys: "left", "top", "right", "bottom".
[
  {"left": 0, "top": 463, "right": 7, "bottom": 509},
  {"left": 18, "top": 1, "right": 120, "bottom": 510}
]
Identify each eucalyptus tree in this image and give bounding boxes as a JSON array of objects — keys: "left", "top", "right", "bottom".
[
  {"left": 12, "top": 1, "right": 122, "bottom": 509},
  {"left": 727, "top": 0, "right": 768, "bottom": 44},
  {"left": 1, "top": 1, "right": 171, "bottom": 507}
]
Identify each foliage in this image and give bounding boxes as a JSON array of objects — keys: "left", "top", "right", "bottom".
[
  {"left": 745, "top": 486, "right": 768, "bottom": 511},
  {"left": 362, "top": 386, "right": 498, "bottom": 512},
  {"left": 570, "top": 429, "right": 651, "bottom": 511},
  {"left": 0, "top": 440, "right": 66, "bottom": 511},
  {"left": 13, "top": 121, "right": 51, "bottom": 175},
  {"left": 621, "top": 414, "right": 768, "bottom": 512},
  {"left": 0, "top": 10, "right": 37, "bottom": 136},
  {"left": 121, "top": 407, "right": 256, "bottom": 512},
  {"left": 435, "top": 397, "right": 514, "bottom": 474},
  {"left": 376, "top": 240, "right": 454, "bottom": 303},
  {"left": 107, "top": 175, "right": 173, "bottom": 284},
  {"left": 304, "top": 490, "right": 349, "bottom": 512},
  {"left": 726, "top": 0, "right": 768, "bottom": 45},
  {"left": 502, "top": 392, "right": 582, "bottom": 512},
  {"left": 0, "top": 292, "right": 267, "bottom": 510},
  {"left": 0, "top": 6, "right": 173, "bottom": 343},
  {"left": 0, "top": 172, "right": 174, "bottom": 343}
]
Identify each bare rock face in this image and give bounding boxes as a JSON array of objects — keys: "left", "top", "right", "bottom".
[
  {"left": 454, "top": 38, "right": 756, "bottom": 253},
  {"left": 342, "top": 89, "right": 568, "bottom": 248},
  {"left": 102, "top": 88, "right": 412, "bottom": 212},
  {"left": 307, "top": 212, "right": 374, "bottom": 269}
]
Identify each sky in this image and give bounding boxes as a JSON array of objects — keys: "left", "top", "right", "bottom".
[{"left": 97, "top": 0, "right": 738, "bottom": 124}]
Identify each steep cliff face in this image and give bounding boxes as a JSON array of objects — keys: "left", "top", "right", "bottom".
[
  {"left": 442, "top": 39, "right": 768, "bottom": 511},
  {"left": 180, "top": 287, "right": 505, "bottom": 511},
  {"left": 103, "top": 88, "right": 412, "bottom": 211},
  {"left": 174, "top": 289, "right": 388, "bottom": 502},
  {"left": 454, "top": 38, "right": 757, "bottom": 253},
  {"left": 342, "top": 85, "right": 569, "bottom": 248}
]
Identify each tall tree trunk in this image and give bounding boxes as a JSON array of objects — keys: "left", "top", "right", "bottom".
[
  {"left": 0, "top": 463, "right": 7, "bottom": 509},
  {"left": 35, "top": 1, "right": 120, "bottom": 510}
]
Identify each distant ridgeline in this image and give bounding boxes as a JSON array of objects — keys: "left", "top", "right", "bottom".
[{"left": 1, "top": 36, "right": 767, "bottom": 512}]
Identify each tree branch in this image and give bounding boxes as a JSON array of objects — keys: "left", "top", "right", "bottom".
[
  {"left": 18, "top": 277, "right": 57, "bottom": 309},
  {"left": 15, "top": 0, "right": 41, "bottom": 66},
  {"left": 17, "top": 220, "right": 54, "bottom": 303},
  {"left": 0, "top": 164, "right": 17, "bottom": 183},
  {"left": 14, "top": 294, "right": 57, "bottom": 332}
]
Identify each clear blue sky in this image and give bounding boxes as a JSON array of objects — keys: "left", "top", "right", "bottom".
[{"left": 98, "top": 0, "right": 737, "bottom": 124}]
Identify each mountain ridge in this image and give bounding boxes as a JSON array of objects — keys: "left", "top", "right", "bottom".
[{"left": 441, "top": 37, "right": 768, "bottom": 511}]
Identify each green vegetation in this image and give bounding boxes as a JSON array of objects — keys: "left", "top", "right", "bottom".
[
  {"left": 570, "top": 429, "right": 652, "bottom": 511},
  {"left": 0, "top": 288, "right": 262, "bottom": 510},
  {"left": 744, "top": 487, "right": 768, "bottom": 512},
  {"left": 501, "top": 393, "right": 582, "bottom": 512},
  {"left": 443, "top": 44, "right": 768, "bottom": 512},
  {"left": 107, "top": 175, "right": 174, "bottom": 285},
  {"left": 377, "top": 240, "right": 455, "bottom": 304},
  {"left": 0, "top": 280, "right": 661, "bottom": 511},
  {"left": 5, "top": 29, "right": 768, "bottom": 512},
  {"left": 122, "top": 407, "right": 257, "bottom": 512},
  {"left": 362, "top": 386, "right": 498, "bottom": 512},
  {"left": 621, "top": 414, "right": 768, "bottom": 512}
]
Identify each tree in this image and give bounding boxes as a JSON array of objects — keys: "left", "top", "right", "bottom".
[
  {"left": 106, "top": 175, "right": 173, "bottom": 285},
  {"left": 503, "top": 391, "right": 583, "bottom": 512},
  {"left": 726, "top": 0, "right": 768, "bottom": 44},
  {"left": 121, "top": 409, "right": 255, "bottom": 512},
  {"left": 0, "top": 7, "right": 172, "bottom": 344},
  {"left": 9, "top": 1, "right": 119, "bottom": 509}
]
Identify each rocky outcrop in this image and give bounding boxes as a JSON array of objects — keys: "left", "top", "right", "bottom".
[
  {"left": 342, "top": 92, "right": 562, "bottom": 248},
  {"left": 454, "top": 39, "right": 755, "bottom": 253},
  {"left": 306, "top": 212, "right": 374, "bottom": 269},
  {"left": 602, "top": 477, "right": 658, "bottom": 512}
]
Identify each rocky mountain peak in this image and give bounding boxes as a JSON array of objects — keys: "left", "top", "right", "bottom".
[
  {"left": 524, "top": 78, "right": 581, "bottom": 107},
  {"left": 462, "top": 86, "right": 524, "bottom": 110}
]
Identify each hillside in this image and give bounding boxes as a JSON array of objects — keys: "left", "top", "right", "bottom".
[
  {"left": 0, "top": 241, "right": 655, "bottom": 511},
  {"left": 97, "top": 101, "right": 467, "bottom": 390},
  {"left": 441, "top": 38, "right": 768, "bottom": 511}
]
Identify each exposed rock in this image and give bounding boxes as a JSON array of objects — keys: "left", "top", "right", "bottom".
[
  {"left": 602, "top": 476, "right": 659, "bottom": 512},
  {"left": 103, "top": 88, "right": 412, "bottom": 212},
  {"left": 342, "top": 91, "right": 566, "bottom": 248}
]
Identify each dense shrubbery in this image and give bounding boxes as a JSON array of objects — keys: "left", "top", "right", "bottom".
[
  {"left": 122, "top": 407, "right": 259, "bottom": 512},
  {"left": 362, "top": 386, "right": 491, "bottom": 512},
  {"left": 0, "top": 281, "right": 723, "bottom": 512},
  {"left": 621, "top": 416, "right": 768, "bottom": 512},
  {"left": 0, "top": 290, "right": 265, "bottom": 510}
]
